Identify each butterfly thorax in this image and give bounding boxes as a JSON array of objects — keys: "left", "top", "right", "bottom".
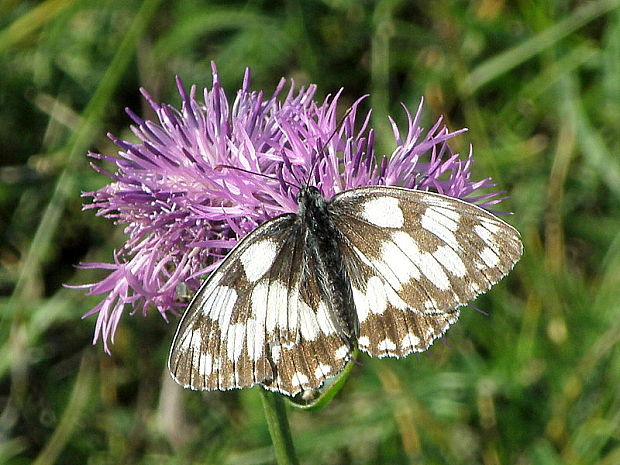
[{"left": 297, "top": 186, "right": 359, "bottom": 341}]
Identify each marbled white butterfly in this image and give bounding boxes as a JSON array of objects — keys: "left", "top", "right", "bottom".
[{"left": 168, "top": 185, "right": 522, "bottom": 396}]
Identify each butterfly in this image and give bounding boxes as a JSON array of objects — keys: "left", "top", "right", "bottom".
[{"left": 168, "top": 184, "right": 523, "bottom": 396}]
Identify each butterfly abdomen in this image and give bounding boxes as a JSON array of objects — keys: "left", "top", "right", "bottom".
[{"left": 298, "top": 187, "right": 359, "bottom": 342}]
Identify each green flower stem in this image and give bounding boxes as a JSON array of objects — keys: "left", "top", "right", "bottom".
[
  {"left": 288, "top": 351, "right": 358, "bottom": 411},
  {"left": 260, "top": 388, "right": 300, "bottom": 465}
]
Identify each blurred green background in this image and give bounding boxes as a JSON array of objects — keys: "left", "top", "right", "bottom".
[{"left": 2, "top": 0, "right": 620, "bottom": 464}]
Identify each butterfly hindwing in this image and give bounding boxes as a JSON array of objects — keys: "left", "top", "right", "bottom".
[
  {"left": 330, "top": 186, "right": 522, "bottom": 357},
  {"left": 265, "top": 233, "right": 351, "bottom": 394}
]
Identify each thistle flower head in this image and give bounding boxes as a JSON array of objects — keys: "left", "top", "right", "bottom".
[{"left": 76, "top": 63, "right": 503, "bottom": 352}]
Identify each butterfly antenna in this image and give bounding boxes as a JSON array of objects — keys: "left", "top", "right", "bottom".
[
  {"left": 214, "top": 164, "right": 298, "bottom": 190},
  {"left": 279, "top": 150, "right": 303, "bottom": 190},
  {"left": 305, "top": 106, "right": 355, "bottom": 186}
]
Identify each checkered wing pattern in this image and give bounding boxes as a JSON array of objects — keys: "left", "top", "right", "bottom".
[
  {"left": 168, "top": 214, "right": 350, "bottom": 396},
  {"left": 329, "top": 186, "right": 522, "bottom": 357}
]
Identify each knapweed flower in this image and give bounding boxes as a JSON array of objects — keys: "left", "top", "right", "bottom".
[{"left": 75, "top": 63, "right": 503, "bottom": 353}]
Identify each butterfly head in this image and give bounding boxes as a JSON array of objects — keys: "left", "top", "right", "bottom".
[{"left": 297, "top": 185, "right": 327, "bottom": 216}]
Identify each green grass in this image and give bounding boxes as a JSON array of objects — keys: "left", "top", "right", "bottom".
[{"left": 1, "top": 0, "right": 620, "bottom": 464}]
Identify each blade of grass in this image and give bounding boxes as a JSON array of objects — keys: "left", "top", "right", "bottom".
[
  {"left": 370, "top": 0, "right": 401, "bottom": 153},
  {"left": 0, "top": 0, "right": 76, "bottom": 55},
  {"left": 152, "top": 9, "right": 274, "bottom": 60},
  {"left": 2, "top": 0, "right": 165, "bottom": 350},
  {"left": 562, "top": 72, "right": 620, "bottom": 198},
  {"left": 0, "top": 0, "right": 165, "bottom": 430},
  {"left": 10, "top": 0, "right": 165, "bottom": 305},
  {"left": 497, "top": 44, "right": 598, "bottom": 126},
  {"left": 32, "top": 352, "right": 94, "bottom": 465},
  {"left": 460, "top": 0, "right": 620, "bottom": 95}
]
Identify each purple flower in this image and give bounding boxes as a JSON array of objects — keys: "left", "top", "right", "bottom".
[{"left": 75, "top": 63, "right": 503, "bottom": 353}]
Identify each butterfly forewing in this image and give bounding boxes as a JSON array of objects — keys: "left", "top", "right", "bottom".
[
  {"left": 336, "top": 233, "right": 461, "bottom": 357},
  {"left": 168, "top": 212, "right": 351, "bottom": 396},
  {"left": 168, "top": 215, "right": 295, "bottom": 391},
  {"left": 329, "top": 186, "right": 522, "bottom": 357}
]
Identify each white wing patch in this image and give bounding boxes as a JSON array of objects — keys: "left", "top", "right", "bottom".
[
  {"left": 479, "top": 247, "right": 501, "bottom": 268},
  {"left": 391, "top": 231, "right": 451, "bottom": 290},
  {"left": 200, "top": 285, "right": 238, "bottom": 319},
  {"left": 377, "top": 338, "right": 397, "bottom": 352},
  {"left": 432, "top": 245, "right": 467, "bottom": 277},
  {"left": 420, "top": 207, "right": 460, "bottom": 249},
  {"left": 179, "top": 327, "right": 202, "bottom": 354},
  {"left": 335, "top": 345, "right": 349, "bottom": 359},
  {"left": 240, "top": 239, "right": 278, "bottom": 282},
  {"left": 269, "top": 280, "right": 289, "bottom": 331},
  {"left": 417, "top": 251, "right": 451, "bottom": 290},
  {"left": 366, "top": 276, "right": 388, "bottom": 314},
  {"left": 299, "top": 300, "right": 320, "bottom": 341},
  {"left": 361, "top": 196, "right": 404, "bottom": 228},
  {"left": 226, "top": 323, "right": 245, "bottom": 362},
  {"left": 315, "top": 364, "right": 332, "bottom": 378},
  {"left": 401, "top": 333, "right": 420, "bottom": 349},
  {"left": 246, "top": 318, "right": 264, "bottom": 361},
  {"left": 316, "top": 301, "right": 336, "bottom": 336},
  {"left": 352, "top": 286, "right": 369, "bottom": 321},
  {"left": 291, "top": 372, "right": 309, "bottom": 387},
  {"left": 198, "top": 353, "right": 213, "bottom": 376},
  {"left": 379, "top": 240, "right": 421, "bottom": 286},
  {"left": 251, "top": 281, "right": 269, "bottom": 327}
]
